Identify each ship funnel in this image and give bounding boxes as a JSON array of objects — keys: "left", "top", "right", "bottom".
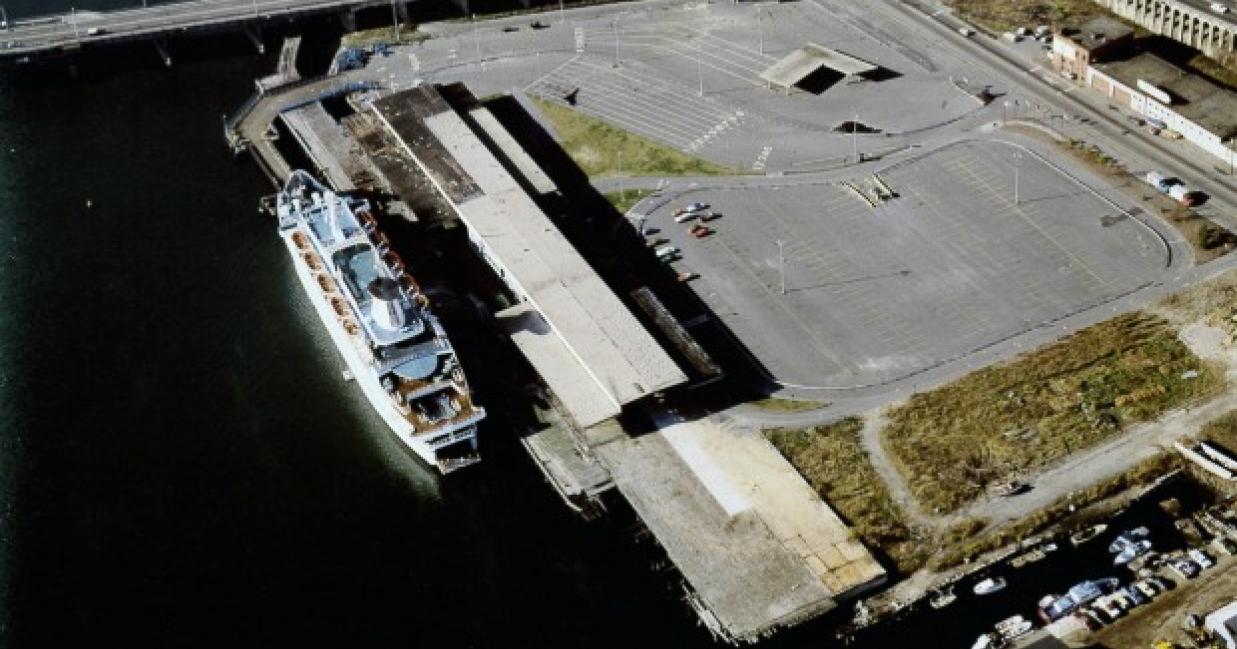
[{"left": 367, "top": 277, "right": 406, "bottom": 331}]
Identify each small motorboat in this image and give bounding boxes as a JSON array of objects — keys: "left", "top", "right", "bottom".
[
  {"left": 1070, "top": 524, "right": 1107, "bottom": 546},
  {"left": 995, "top": 615, "right": 1034, "bottom": 640},
  {"left": 928, "top": 587, "right": 957, "bottom": 609},
  {"left": 973, "top": 577, "right": 1007, "bottom": 595},
  {"left": 972, "top": 632, "right": 1005, "bottom": 649},
  {"left": 1114, "top": 540, "right": 1152, "bottom": 566}
]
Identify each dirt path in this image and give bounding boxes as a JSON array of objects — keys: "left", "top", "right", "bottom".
[
  {"left": 859, "top": 407, "right": 934, "bottom": 529},
  {"left": 956, "top": 321, "right": 1237, "bottom": 528}
]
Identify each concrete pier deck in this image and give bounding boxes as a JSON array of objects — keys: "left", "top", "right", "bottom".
[{"left": 594, "top": 415, "right": 886, "bottom": 643}]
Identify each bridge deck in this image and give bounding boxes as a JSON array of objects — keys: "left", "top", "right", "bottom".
[{"left": 0, "top": 0, "right": 386, "bottom": 59}]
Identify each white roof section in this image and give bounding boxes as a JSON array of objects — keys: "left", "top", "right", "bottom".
[
  {"left": 1207, "top": 600, "right": 1237, "bottom": 649},
  {"left": 369, "top": 90, "right": 686, "bottom": 427},
  {"left": 760, "top": 43, "right": 878, "bottom": 88},
  {"left": 467, "top": 107, "right": 558, "bottom": 196},
  {"left": 499, "top": 303, "right": 620, "bottom": 427}
]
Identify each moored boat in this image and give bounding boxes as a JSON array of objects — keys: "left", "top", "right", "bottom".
[
  {"left": 973, "top": 577, "right": 1007, "bottom": 595},
  {"left": 276, "top": 171, "right": 486, "bottom": 473}
]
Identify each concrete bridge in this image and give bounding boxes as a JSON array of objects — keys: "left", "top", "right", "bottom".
[
  {"left": 1093, "top": 0, "right": 1237, "bottom": 61},
  {"left": 0, "top": 0, "right": 400, "bottom": 64}
]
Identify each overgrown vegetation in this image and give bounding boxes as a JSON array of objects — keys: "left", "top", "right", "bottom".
[
  {"left": 604, "top": 189, "right": 656, "bottom": 215},
  {"left": 767, "top": 418, "right": 928, "bottom": 574},
  {"left": 749, "top": 397, "right": 829, "bottom": 413},
  {"left": 943, "top": 0, "right": 1104, "bottom": 33},
  {"left": 530, "top": 97, "right": 741, "bottom": 178},
  {"left": 1202, "top": 409, "right": 1237, "bottom": 452},
  {"left": 1197, "top": 222, "right": 1237, "bottom": 252},
  {"left": 340, "top": 26, "right": 430, "bottom": 49},
  {"left": 882, "top": 312, "right": 1223, "bottom": 514}
]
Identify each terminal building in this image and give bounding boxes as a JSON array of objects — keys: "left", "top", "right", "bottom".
[
  {"left": 346, "top": 84, "right": 885, "bottom": 642},
  {"left": 366, "top": 85, "right": 688, "bottom": 430},
  {"left": 1054, "top": 18, "right": 1237, "bottom": 167}
]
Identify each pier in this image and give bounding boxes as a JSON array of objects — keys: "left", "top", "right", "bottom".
[{"left": 0, "top": 0, "right": 395, "bottom": 63}]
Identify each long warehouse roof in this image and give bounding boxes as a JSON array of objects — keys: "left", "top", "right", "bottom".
[{"left": 369, "top": 87, "right": 686, "bottom": 427}]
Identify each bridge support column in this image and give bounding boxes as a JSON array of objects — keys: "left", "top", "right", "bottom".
[
  {"left": 396, "top": 1, "right": 410, "bottom": 24},
  {"left": 153, "top": 38, "right": 171, "bottom": 67},
  {"left": 244, "top": 24, "right": 265, "bottom": 55},
  {"left": 454, "top": 0, "right": 470, "bottom": 17},
  {"left": 341, "top": 9, "right": 357, "bottom": 32}
]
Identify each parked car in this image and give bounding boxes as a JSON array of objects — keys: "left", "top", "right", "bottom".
[
  {"left": 1133, "top": 580, "right": 1159, "bottom": 599},
  {"left": 1210, "top": 2, "right": 1229, "bottom": 14},
  {"left": 1168, "top": 559, "right": 1200, "bottom": 580},
  {"left": 1149, "top": 575, "right": 1174, "bottom": 591},
  {"left": 1187, "top": 548, "right": 1214, "bottom": 569},
  {"left": 654, "top": 244, "right": 679, "bottom": 260},
  {"left": 1121, "top": 586, "right": 1148, "bottom": 606},
  {"left": 1095, "top": 597, "right": 1123, "bottom": 619},
  {"left": 673, "top": 211, "right": 699, "bottom": 224}
]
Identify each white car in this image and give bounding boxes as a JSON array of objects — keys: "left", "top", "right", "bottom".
[
  {"left": 673, "top": 211, "right": 699, "bottom": 223},
  {"left": 1168, "top": 559, "right": 1200, "bottom": 580},
  {"left": 1188, "top": 548, "right": 1214, "bottom": 569},
  {"left": 1211, "top": 2, "right": 1229, "bottom": 14},
  {"left": 654, "top": 245, "right": 679, "bottom": 260}
]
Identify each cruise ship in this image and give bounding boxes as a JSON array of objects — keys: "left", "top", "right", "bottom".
[{"left": 276, "top": 170, "right": 485, "bottom": 473}]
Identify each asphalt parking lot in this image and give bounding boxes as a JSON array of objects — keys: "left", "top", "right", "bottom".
[{"left": 648, "top": 140, "right": 1171, "bottom": 389}]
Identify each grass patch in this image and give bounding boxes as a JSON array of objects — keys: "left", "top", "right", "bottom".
[
  {"left": 943, "top": 0, "right": 1105, "bottom": 33},
  {"left": 748, "top": 397, "right": 829, "bottom": 413},
  {"left": 340, "top": 26, "right": 429, "bottom": 49},
  {"left": 768, "top": 418, "right": 928, "bottom": 574},
  {"left": 1203, "top": 410, "right": 1237, "bottom": 452},
  {"left": 530, "top": 97, "right": 741, "bottom": 178},
  {"left": 883, "top": 312, "right": 1224, "bottom": 514},
  {"left": 604, "top": 189, "right": 656, "bottom": 215}
]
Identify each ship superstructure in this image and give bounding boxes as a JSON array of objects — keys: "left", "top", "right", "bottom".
[{"left": 276, "top": 170, "right": 484, "bottom": 473}]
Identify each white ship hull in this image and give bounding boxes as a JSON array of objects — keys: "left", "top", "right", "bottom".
[{"left": 280, "top": 230, "right": 479, "bottom": 473}]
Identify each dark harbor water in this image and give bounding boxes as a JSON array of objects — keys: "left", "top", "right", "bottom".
[{"left": 0, "top": 3, "right": 1201, "bottom": 648}]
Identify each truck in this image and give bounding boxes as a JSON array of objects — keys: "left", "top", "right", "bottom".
[{"left": 1144, "top": 170, "right": 1174, "bottom": 193}]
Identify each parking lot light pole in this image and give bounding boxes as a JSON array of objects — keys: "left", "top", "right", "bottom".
[
  {"left": 851, "top": 114, "right": 859, "bottom": 162},
  {"left": 559, "top": 0, "right": 564, "bottom": 25},
  {"left": 613, "top": 19, "right": 619, "bottom": 66},
  {"left": 696, "top": 40, "right": 703, "bottom": 96},
  {"left": 757, "top": 5, "right": 763, "bottom": 56},
  {"left": 1, "top": 5, "right": 8, "bottom": 29},
  {"left": 777, "top": 239, "right": 786, "bottom": 295},
  {"left": 1013, "top": 151, "right": 1023, "bottom": 206}
]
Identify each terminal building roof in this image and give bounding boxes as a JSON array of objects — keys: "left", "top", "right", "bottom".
[{"left": 368, "top": 86, "right": 687, "bottom": 427}]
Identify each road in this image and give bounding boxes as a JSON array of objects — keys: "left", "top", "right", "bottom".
[{"left": 0, "top": 0, "right": 385, "bottom": 58}]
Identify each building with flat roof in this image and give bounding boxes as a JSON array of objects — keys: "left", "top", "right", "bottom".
[
  {"left": 1091, "top": 51, "right": 1237, "bottom": 164},
  {"left": 367, "top": 86, "right": 687, "bottom": 429},
  {"left": 1052, "top": 17, "right": 1135, "bottom": 79}
]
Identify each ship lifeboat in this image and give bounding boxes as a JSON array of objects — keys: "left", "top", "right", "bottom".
[
  {"left": 291, "top": 231, "right": 310, "bottom": 250},
  {"left": 316, "top": 273, "right": 334, "bottom": 294},
  {"left": 416, "top": 293, "right": 430, "bottom": 309},
  {"left": 342, "top": 318, "right": 360, "bottom": 336},
  {"left": 330, "top": 296, "right": 349, "bottom": 317},
  {"left": 356, "top": 210, "right": 378, "bottom": 233},
  {"left": 398, "top": 272, "right": 420, "bottom": 294},
  {"left": 383, "top": 251, "right": 405, "bottom": 275},
  {"left": 371, "top": 231, "right": 390, "bottom": 254},
  {"left": 302, "top": 252, "right": 322, "bottom": 271}
]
